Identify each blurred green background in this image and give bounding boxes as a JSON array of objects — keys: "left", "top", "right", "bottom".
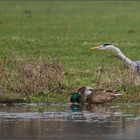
[{"left": 0, "top": 1, "right": 140, "bottom": 89}]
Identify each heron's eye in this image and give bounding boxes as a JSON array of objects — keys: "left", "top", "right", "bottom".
[{"left": 102, "top": 45, "right": 106, "bottom": 47}]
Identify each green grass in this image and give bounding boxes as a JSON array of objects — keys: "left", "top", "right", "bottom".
[{"left": 0, "top": 1, "right": 140, "bottom": 102}]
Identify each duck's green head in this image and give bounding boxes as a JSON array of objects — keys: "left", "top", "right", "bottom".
[{"left": 70, "top": 92, "right": 80, "bottom": 103}]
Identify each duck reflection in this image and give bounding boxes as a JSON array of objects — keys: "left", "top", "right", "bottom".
[{"left": 71, "top": 103, "right": 114, "bottom": 114}]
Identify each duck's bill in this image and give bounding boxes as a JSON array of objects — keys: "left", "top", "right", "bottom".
[{"left": 90, "top": 46, "right": 101, "bottom": 50}]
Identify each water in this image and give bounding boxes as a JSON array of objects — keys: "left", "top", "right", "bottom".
[{"left": 0, "top": 103, "right": 140, "bottom": 140}]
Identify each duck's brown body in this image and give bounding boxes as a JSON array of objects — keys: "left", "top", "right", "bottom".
[{"left": 77, "top": 86, "right": 121, "bottom": 104}]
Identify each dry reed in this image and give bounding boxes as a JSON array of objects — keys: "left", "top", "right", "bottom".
[{"left": 0, "top": 57, "right": 66, "bottom": 96}]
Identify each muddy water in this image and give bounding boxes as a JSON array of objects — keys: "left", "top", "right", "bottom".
[{"left": 0, "top": 103, "right": 140, "bottom": 140}]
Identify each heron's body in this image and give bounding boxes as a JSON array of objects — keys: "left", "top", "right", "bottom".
[
  {"left": 70, "top": 86, "right": 121, "bottom": 104},
  {"left": 91, "top": 44, "right": 140, "bottom": 74}
]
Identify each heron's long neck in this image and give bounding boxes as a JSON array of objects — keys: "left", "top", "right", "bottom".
[{"left": 113, "top": 47, "right": 136, "bottom": 70}]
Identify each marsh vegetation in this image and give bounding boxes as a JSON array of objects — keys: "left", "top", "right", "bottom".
[{"left": 0, "top": 1, "right": 140, "bottom": 103}]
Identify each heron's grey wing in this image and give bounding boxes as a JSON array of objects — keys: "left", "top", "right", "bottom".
[{"left": 135, "top": 61, "right": 140, "bottom": 65}]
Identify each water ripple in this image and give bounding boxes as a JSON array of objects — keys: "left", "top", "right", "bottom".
[{"left": 0, "top": 111, "right": 118, "bottom": 123}]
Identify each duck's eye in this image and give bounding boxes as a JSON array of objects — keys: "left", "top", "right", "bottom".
[{"left": 89, "top": 89, "right": 93, "bottom": 91}]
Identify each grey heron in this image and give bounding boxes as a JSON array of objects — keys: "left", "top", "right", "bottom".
[{"left": 91, "top": 43, "right": 140, "bottom": 74}]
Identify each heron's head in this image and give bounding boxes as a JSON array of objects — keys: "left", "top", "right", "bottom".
[{"left": 91, "top": 43, "right": 116, "bottom": 51}]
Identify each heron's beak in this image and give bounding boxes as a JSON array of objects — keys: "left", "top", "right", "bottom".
[{"left": 90, "top": 46, "right": 101, "bottom": 50}]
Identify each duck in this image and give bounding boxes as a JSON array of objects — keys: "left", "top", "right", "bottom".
[{"left": 70, "top": 86, "right": 122, "bottom": 104}]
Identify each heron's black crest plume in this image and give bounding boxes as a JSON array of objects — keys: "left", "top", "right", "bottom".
[{"left": 103, "top": 43, "right": 112, "bottom": 46}]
